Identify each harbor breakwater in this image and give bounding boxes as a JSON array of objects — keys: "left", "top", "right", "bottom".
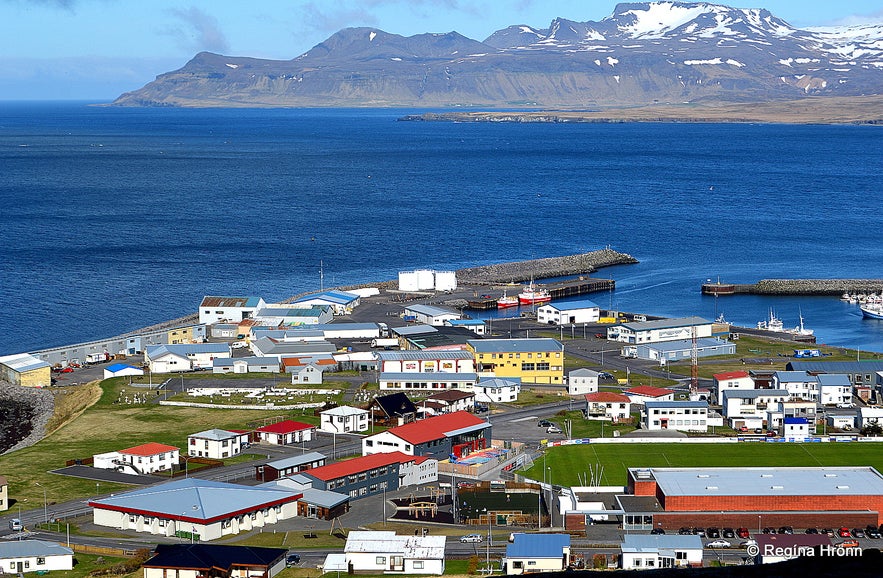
[
  {"left": 703, "top": 279, "right": 883, "bottom": 296},
  {"left": 457, "top": 249, "right": 638, "bottom": 285}
]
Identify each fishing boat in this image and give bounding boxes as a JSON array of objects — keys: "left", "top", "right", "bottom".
[
  {"left": 518, "top": 281, "right": 551, "bottom": 305},
  {"left": 497, "top": 291, "right": 519, "bottom": 309},
  {"left": 861, "top": 302, "right": 883, "bottom": 320},
  {"left": 756, "top": 309, "right": 785, "bottom": 332},
  {"left": 788, "top": 310, "right": 814, "bottom": 336}
]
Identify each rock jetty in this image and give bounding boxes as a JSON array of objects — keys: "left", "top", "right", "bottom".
[
  {"left": 457, "top": 249, "right": 637, "bottom": 285},
  {"left": 704, "top": 279, "right": 883, "bottom": 296}
]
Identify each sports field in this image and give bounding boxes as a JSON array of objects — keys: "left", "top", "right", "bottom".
[{"left": 523, "top": 442, "right": 883, "bottom": 487}]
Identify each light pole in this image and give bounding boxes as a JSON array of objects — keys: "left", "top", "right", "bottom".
[
  {"left": 758, "top": 515, "right": 761, "bottom": 534},
  {"left": 35, "top": 482, "right": 47, "bottom": 524},
  {"left": 547, "top": 468, "right": 552, "bottom": 528}
]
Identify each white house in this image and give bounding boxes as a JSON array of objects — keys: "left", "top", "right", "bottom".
[
  {"left": 402, "top": 304, "right": 461, "bottom": 326},
  {"left": 0, "top": 475, "right": 7, "bottom": 512},
  {"left": 291, "top": 363, "right": 326, "bottom": 384},
  {"left": 624, "top": 386, "right": 675, "bottom": 405},
  {"left": 567, "top": 368, "right": 599, "bottom": 396},
  {"left": 376, "top": 350, "right": 474, "bottom": 374},
  {"left": 783, "top": 417, "right": 812, "bottom": 440},
  {"left": 817, "top": 374, "right": 853, "bottom": 406},
  {"left": 0, "top": 540, "right": 74, "bottom": 574},
  {"left": 620, "top": 535, "right": 703, "bottom": 570},
  {"left": 713, "top": 371, "right": 754, "bottom": 396},
  {"left": 199, "top": 296, "right": 266, "bottom": 325},
  {"left": 721, "top": 389, "right": 789, "bottom": 419},
  {"left": 584, "top": 392, "right": 631, "bottom": 422},
  {"left": 292, "top": 290, "right": 361, "bottom": 315},
  {"left": 536, "top": 300, "right": 601, "bottom": 325},
  {"left": 320, "top": 406, "right": 369, "bottom": 434},
  {"left": 93, "top": 442, "right": 179, "bottom": 475},
  {"left": 187, "top": 429, "right": 249, "bottom": 459},
  {"left": 607, "top": 317, "right": 712, "bottom": 344},
  {"left": 145, "top": 343, "right": 231, "bottom": 373},
  {"left": 643, "top": 401, "right": 709, "bottom": 432},
  {"left": 772, "top": 371, "right": 819, "bottom": 402},
  {"left": 858, "top": 407, "right": 883, "bottom": 429},
  {"left": 342, "top": 531, "right": 445, "bottom": 575},
  {"left": 398, "top": 456, "right": 439, "bottom": 487},
  {"left": 103, "top": 363, "right": 144, "bottom": 380},
  {"left": 504, "top": 533, "right": 570, "bottom": 575},
  {"left": 212, "top": 356, "right": 280, "bottom": 374},
  {"left": 473, "top": 377, "right": 521, "bottom": 403}
]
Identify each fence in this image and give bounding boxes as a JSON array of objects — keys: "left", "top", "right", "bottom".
[{"left": 70, "top": 544, "right": 140, "bottom": 558}]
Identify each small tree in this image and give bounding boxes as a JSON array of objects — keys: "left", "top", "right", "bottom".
[{"left": 467, "top": 555, "right": 479, "bottom": 575}]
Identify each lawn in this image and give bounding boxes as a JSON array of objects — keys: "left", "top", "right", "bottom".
[{"left": 522, "top": 442, "right": 883, "bottom": 487}]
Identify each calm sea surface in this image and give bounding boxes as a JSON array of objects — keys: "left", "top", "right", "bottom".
[{"left": 1, "top": 102, "right": 881, "bottom": 355}]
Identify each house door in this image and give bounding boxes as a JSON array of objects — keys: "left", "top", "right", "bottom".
[
  {"left": 17, "top": 562, "right": 23, "bottom": 572},
  {"left": 390, "top": 556, "right": 404, "bottom": 571},
  {"left": 660, "top": 418, "right": 668, "bottom": 429}
]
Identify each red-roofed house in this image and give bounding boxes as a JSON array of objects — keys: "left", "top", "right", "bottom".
[
  {"left": 713, "top": 370, "right": 755, "bottom": 399},
  {"left": 361, "top": 411, "right": 491, "bottom": 460},
  {"left": 624, "top": 386, "right": 675, "bottom": 404},
  {"left": 300, "top": 452, "right": 437, "bottom": 500},
  {"left": 255, "top": 420, "right": 316, "bottom": 445},
  {"left": 93, "top": 442, "right": 180, "bottom": 475},
  {"left": 584, "top": 392, "right": 632, "bottom": 422}
]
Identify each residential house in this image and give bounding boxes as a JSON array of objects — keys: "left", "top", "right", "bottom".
[
  {"left": 93, "top": 442, "right": 179, "bottom": 475},
  {"left": 282, "top": 356, "right": 337, "bottom": 375},
  {"left": 504, "top": 533, "right": 570, "bottom": 575},
  {"left": 368, "top": 392, "right": 418, "bottom": 426},
  {"left": 643, "top": 401, "right": 709, "bottom": 432},
  {"left": 536, "top": 300, "right": 600, "bottom": 325},
  {"left": 403, "top": 304, "right": 461, "bottom": 326},
  {"left": 89, "top": 478, "right": 300, "bottom": 541},
  {"left": 713, "top": 371, "right": 755, "bottom": 399},
  {"left": 421, "top": 390, "right": 475, "bottom": 413},
  {"left": 0, "top": 540, "right": 74, "bottom": 574},
  {"left": 320, "top": 406, "right": 370, "bottom": 434},
  {"left": 858, "top": 407, "right": 883, "bottom": 429},
  {"left": 784, "top": 417, "right": 812, "bottom": 440},
  {"left": 0, "top": 475, "right": 7, "bottom": 511},
  {"left": 468, "top": 338, "right": 565, "bottom": 385},
  {"left": 772, "top": 371, "right": 819, "bottom": 402},
  {"left": 187, "top": 429, "right": 249, "bottom": 459},
  {"left": 817, "top": 374, "right": 853, "bottom": 406},
  {"left": 607, "top": 317, "right": 712, "bottom": 344},
  {"left": 145, "top": 343, "right": 230, "bottom": 373},
  {"left": 292, "top": 290, "right": 361, "bottom": 315},
  {"left": 143, "top": 544, "right": 287, "bottom": 578},
  {"left": 291, "top": 363, "right": 327, "bottom": 384},
  {"left": 473, "top": 377, "right": 521, "bottom": 404},
  {"left": 584, "top": 392, "right": 631, "bottom": 422},
  {"left": 198, "top": 296, "right": 266, "bottom": 324},
  {"left": 255, "top": 420, "right": 315, "bottom": 446},
  {"left": 212, "top": 356, "right": 280, "bottom": 374},
  {"left": 341, "top": 531, "right": 445, "bottom": 575},
  {"left": 624, "top": 386, "right": 676, "bottom": 405},
  {"left": 619, "top": 534, "right": 703, "bottom": 570},
  {"left": 362, "top": 411, "right": 491, "bottom": 460},
  {"left": 255, "top": 452, "right": 327, "bottom": 482},
  {"left": 299, "top": 452, "right": 437, "bottom": 500},
  {"left": 567, "top": 368, "right": 599, "bottom": 396},
  {"left": 721, "top": 389, "right": 789, "bottom": 420}
]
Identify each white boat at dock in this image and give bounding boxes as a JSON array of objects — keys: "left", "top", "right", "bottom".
[
  {"left": 756, "top": 309, "right": 785, "bottom": 332},
  {"left": 861, "top": 302, "right": 883, "bottom": 320}
]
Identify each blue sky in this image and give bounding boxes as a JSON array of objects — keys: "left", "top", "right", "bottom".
[{"left": 2, "top": 0, "right": 881, "bottom": 100}]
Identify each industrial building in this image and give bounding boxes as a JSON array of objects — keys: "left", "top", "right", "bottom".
[{"left": 607, "top": 317, "right": 713, "bottom": 344}]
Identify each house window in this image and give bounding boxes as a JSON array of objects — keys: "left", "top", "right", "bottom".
[
  {"left": 413, "top": 561, "right": 424, "bottom": 569},
  {"left": 376, "top": 557, "right": 386, "bottom": 564},
  {"left": 36, "top": 558, "right": 45, "bottom": 566}
]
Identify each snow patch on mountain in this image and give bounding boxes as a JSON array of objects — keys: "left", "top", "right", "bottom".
[{"left": 618, "top": 2, "right": 709, "bottom": 38}]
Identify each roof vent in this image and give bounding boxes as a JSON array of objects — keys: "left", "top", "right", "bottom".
[
  {"left": 770, "top": 485, "right": 784, "bottom": 490},
  {"left": 697, "top": 474, "right": 710, "bottom": 478},
  {"left": 824, "top": 474, "right": 837, "bottom": 478},
  {"left": 836, "top": 485, "right": 850, "bottom": 490},
  {"left": 760, "top": 474, "right": 773, "bottom": 478},
  {"left": 705, "top": 486, "right": 718, "bottom": 490}
]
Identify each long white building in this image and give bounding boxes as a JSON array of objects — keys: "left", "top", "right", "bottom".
[{"left": 608, "top": 317, "right": 712, "bottom": 344}]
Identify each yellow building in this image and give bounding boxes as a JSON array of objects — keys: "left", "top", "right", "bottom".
[
  {"left": 0, "top": 353, "right": 52, "bottom": 387},
  {"left": 467, "top": 338, "right": 564, "bottom": 385}
]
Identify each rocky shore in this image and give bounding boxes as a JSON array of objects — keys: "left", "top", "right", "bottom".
[
  {"left": 0, "top": 381, "right": 54, "bottom": 455},
  {"left": 456, "top": 249, "right": 638, "bottom": 284}
]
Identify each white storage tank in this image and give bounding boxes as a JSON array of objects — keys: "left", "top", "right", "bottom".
[
  {"left": 434, "top": 271, "right": 457, "bottom": 291},
  {"left": 416, "top": 269, "right": 435, "bottom": 290},
  {"left": 398, "top": 271, "right": 421, "bottom": 291}
]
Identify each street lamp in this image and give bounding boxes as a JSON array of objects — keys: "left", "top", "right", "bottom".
[
  {"left": 758, "top": 515, "right": 762, "bottom": 534},
  {"left": 546, "top": 468, "right": 553, "bottom": 528},
  {"left": 35, "top": 482, "right": 47, "bottom": 524}
]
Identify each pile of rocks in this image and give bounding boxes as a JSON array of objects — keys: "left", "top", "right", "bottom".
[
  {"left": 0, "top": 381, "right": 54, "bottom": 455},
  {"left": 457, "top": 249, "right": 638, "bottom": 284},
  {"left": 754, "top": 279, "right": 883, "bottom": 295}
]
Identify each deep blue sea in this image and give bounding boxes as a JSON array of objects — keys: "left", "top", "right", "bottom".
[{"left": 1, "top": 102, "right": 881, "bottom": 355}]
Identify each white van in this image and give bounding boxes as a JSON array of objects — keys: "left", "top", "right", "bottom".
[{"left": 9, "top": 518, "right": 23, "bottom": 531}]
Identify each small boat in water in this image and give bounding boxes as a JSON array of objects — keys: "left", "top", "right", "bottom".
[
  {"left": 861, "top": 302, "right": 883, "bottom": 320},
  {"left": 497, "top": 291, "right": 519, "bottom": 309}
]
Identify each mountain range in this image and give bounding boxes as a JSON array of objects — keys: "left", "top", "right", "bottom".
[{"left": 112, "top": 1, "right": 883, "bottom": 108}]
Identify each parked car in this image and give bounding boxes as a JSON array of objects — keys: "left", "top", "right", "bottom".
[
  {"left": 866, "top": 526, "right": 881, "bottom": 539},
  {"left": 737, "top": 528, "right": 750, "bottom": 539},
  {"left": 537, "top": 420, "right": 552, "bottom": 428},
  {"left": 705, "top": 528, "right": 720, "bottom": 539},
  {"left": 836, "top": 539, "right": 860, "bottom": 548},
  {"left": 598, "top": 372, "right": 613, "bottom": 379},
  {"left": 231, "top": 341, "right": 248, "bottom": 349},
  {"left": 650, "top": 528, "right": 666, "bottom": 535},
  {"left": 762, "top": 527, "right": 776, "bottom": 534},
  {"left": 594, "top": 333, "right": 607, "bottom": 339},
  {"left": 778, "top": 526, "right": 794, "bottom": 534},
  {"left": 692, "top": 527, "right": 706, "bottom": 536},
  {"left": 59, "top": 367, "right": 74, "bottom": 373},
  {"left": 286, "top": 554, "right": 301, "bottom": 567},
  {"left": 460, "top": 534, "right": 483, "bottom": 543},
  {"left": 706, "top": 540, "right": 731, "bottom": 549},
  {"left": 546, "top": 425, "right": 562, "bottom": 434},
  {"left": 804, "top": 528, "right": 819, "bottom": 534},
  {"left": 8, "top": 519, "right": 22, "bottom": 531},
  {"left": 838, "top": 527, "right": 852, "bottom": 538},
  {"left": 678, "top": 527, "right": 692, "bottom": 535},
  {"left": 722, "top": 528, "right": 735, "bottom": 539},
  {"left": 766, "top": 431, "right": 778, "bottom": 437},
  {"left": 851, "top": 528, "right": 866, "bottom": 538},
  {"left": 822, "top": 528, "right": 835, "bottom": 537}
]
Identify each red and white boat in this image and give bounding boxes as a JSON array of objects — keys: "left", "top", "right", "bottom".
[
  {"left": 518, "top": 282, "right": 551, "bottom": 305},
  {"left": 497, "top": 291, "right": 519, "bottom": 309}
]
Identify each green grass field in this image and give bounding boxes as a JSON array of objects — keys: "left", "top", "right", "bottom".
[{"left": 522, "top": 442, "right": 883, "bottom": 487}]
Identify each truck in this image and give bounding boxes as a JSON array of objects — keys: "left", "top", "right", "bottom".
[
  {"left": 371, "top": 338, "right": 399, "bottom": 349},
  {"left": 85, "top": 352, "right": 109, "bottom": 364}
]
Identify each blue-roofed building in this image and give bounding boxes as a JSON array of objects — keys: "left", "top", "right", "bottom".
[
  {"left": 504, "top": 533, "right": 571, "bottom": 575},
  {"left": 474, "top": 377, "right": 521, "bottom": 403},
  {"left": 619, "top": 534, "right": 703, "bottom": 570},
  {"left": 536, "top": 299, "right": 601, "bottom": 325},
  {"left": 608, "top": 316, "right": 713, "bottom": 344},
  {"left": 293, "top": 290, "right": 361, "bottom": 315},
  {"left": 772, "top": 371, "right": 819, "bottom": 402},
  {"left": 786, "top": 360, "right": 883, "bottom": 388},
  {"left": 643, "top": 401, "right": 709, "bottom": 432},
  {"left": 88, "top": 478, "right": 301, "bottom": 541},
  {"left": 621, "top": 338, "right": 735, "bottom": 362},
  {"left": 444, "top": 318, "right": 487, "bottom": 335},
  {"left": 102, "top": 363, "right": 144, "bottom": 380},
  {"left": 143, "top": 544, "right": 287, "bottom": 578},
  {"left": 255, "top": 452, "right": 327, "bottom": 482},
  {"left": 784, "top": 416, "right": 811, "bottom": 440},
  {"left": 0, "top": 540, "right": 74, "bottom": 574},
  {"left": 144, "top": 343, "right": 231, "bottom": 373}
]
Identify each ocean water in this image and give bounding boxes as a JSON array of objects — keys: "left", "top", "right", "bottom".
[{"left": 1, "top": 102, "right": 881, "bottom": 355}]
